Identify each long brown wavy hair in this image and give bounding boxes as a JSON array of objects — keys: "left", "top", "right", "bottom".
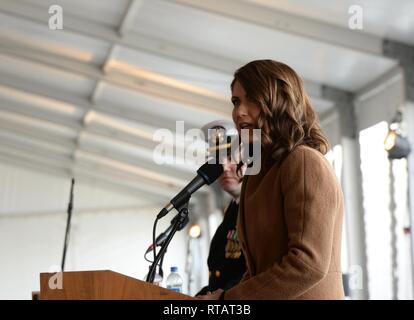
[{"left": 231, "top": 59, "right": 330, "bottom": 165}]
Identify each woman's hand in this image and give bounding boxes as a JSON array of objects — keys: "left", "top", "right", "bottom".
[{"left": 197, "top": 289, "right": 224, "bottom": 300}]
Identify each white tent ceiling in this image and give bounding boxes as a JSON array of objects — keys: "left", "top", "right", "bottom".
[{"left": 0, "top": 0, "right": 411, "bottom": 206}]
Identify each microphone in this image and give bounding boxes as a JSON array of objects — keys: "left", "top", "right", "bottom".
[
  {"left": 145, "top": 214, "right": 189, "bottom": 254},
  {"left": 157, "top": 161, "right": 223, "bottom": 219}
]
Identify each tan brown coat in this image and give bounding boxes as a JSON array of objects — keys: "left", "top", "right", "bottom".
[{"left": 224, "top": 145, "right": 344, "bottom": 300}]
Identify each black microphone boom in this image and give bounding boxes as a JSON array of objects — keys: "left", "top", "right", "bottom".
[{"left": 157, "top": 162, "right": 223, "bottom": 219}]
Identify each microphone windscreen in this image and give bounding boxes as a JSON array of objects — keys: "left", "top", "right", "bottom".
[{"left": 196, "top": 162, "right": 223, "bottom": 185}]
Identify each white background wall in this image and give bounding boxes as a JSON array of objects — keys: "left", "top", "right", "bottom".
[
  {"left": 360, "top": 122, "right": 413, "bottom": 299},
  {"left": 0, "top": 162, "right": 196, "bottom": 299}
]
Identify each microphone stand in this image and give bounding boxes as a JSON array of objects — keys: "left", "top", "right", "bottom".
[
  {"left": 145, "top": 212, "right": 189, "bottom": 255},
  {"left": 159, "top": 253, "right": 165, "bottom": 280},
  {"left": 61, "top": 178, "right": 74, "bottom": 272},
  {"left": 155, "top": 214, "right": 189, "bottom": 278},
  {"left": 146, "top": 201, "right": 189, "bottom": 283}
]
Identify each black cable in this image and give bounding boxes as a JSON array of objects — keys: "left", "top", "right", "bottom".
[
  {"left": 145, "top": 217, "right": 159, "bottom": 283},
  {"left": 144, "top": 251, "right": 153, "bottom": 263},
  {"left": 144, "top": 249, "right": 163, "bottom": 265},
  {"left": 152, "top": 217, "right": 158, "bottom": 275}
]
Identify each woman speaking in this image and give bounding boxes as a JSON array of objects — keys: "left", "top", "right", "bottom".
[{"left": 199, "top": 59, "right": 345, "bottom": 300}]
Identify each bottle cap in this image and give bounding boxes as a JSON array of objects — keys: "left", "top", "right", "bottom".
[{"left": 171, "top": 266, "right": 178, "bottom": 272}]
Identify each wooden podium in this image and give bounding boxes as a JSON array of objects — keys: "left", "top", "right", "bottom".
[{"left": 39, "top": 270, "right": 194, "bottom": 300}]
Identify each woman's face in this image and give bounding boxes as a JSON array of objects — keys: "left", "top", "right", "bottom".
[{"left": 231, "top": 80, "right": 261, "bottom": 143}]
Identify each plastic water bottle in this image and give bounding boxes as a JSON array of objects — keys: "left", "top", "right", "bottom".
[
  {"left": 166, "top": 266, "right": 183, "bottom": 293},
  {"left": 144, "top": 266, "right": 163, "bottom": 286}
]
